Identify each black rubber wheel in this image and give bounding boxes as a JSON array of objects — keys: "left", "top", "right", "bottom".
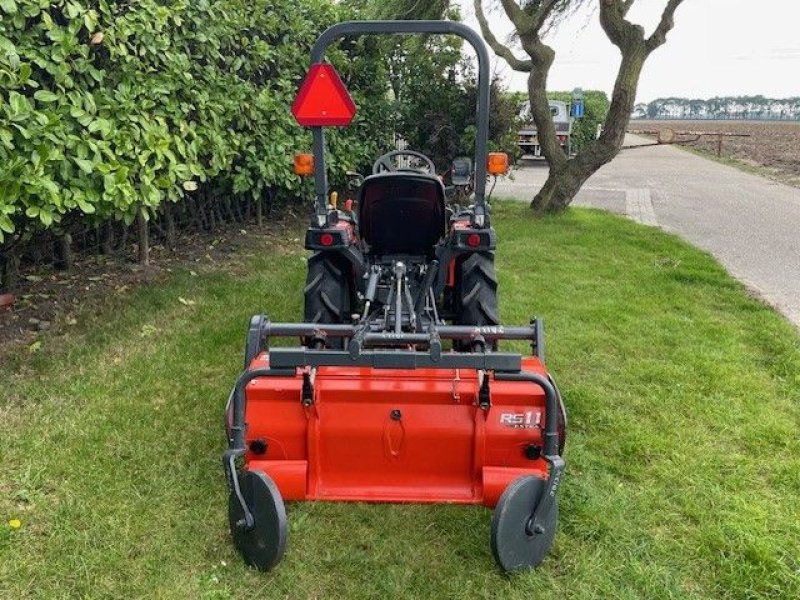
[
  {"left": 455, "top": 251, "right": 499, "bottom": 350},
  {"left": 456, "top": 251, "right": 500, "bottom": 326},
  {"left": 303, "top": 253, "right": 353, "bottom": 349},
  {"left": 491, "top": 475, "right": 558, "bottom": 573},
  {"left": 228, "top": 470, "right": 287, "bottom": 571}
]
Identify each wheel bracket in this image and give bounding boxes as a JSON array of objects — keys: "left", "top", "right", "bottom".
[
  {"left": 526, "top": 454, "right": 565, "bottom": 535},
  {"left": 223, "top": 449, "right": 254, "bottom": 531},
  {"left": 301, "top": 370, "right": 314, "bottom": 406},
  {"left": 478, "top": 371, "right": 491, "bottom": 409}
]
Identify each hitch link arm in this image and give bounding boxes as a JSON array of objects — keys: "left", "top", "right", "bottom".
[{"left": 361, "top": 266, "right": 380, "bottom": 321}]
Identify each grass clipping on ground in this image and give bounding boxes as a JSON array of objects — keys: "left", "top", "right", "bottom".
[{"left": 1, "top": 202, "right": 798, "bottom": 599}]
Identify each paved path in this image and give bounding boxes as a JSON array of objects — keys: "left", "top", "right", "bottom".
[{"left": 494, "top": 135, "right": 800, "bottom": 327}]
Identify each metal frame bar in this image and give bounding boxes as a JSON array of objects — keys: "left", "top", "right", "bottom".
[
  {"left": 260, "top": 321, "right": 537, "bottom": 342},
  {"left": 268, "top": 348, "right": 522, "bottom": 371},
  {"left": 307, "top": 20, "right": 491, "bottom": 226}
]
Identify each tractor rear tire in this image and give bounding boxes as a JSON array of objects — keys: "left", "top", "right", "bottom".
[
  {"left": 455, "top": 251, "right": 499, "bottom": 350},
  {"left": 456, "top": 251, "right": 499, "bottom": 325},
  {"left": 304, "top": 253, "right": 352, "bottom": 349}
]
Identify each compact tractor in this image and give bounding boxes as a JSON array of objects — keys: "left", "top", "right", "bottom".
[{"left": 223, "top": 20, "right": 567, "bottom": 573}]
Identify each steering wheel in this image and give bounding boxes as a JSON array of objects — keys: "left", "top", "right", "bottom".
[{"left": 372, "top": 150, "right": 436, "bottom": 175}]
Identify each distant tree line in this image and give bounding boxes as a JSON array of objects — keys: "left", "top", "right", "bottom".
[{"left": 633, "top": 96, "right": 800, "bottom": 120}]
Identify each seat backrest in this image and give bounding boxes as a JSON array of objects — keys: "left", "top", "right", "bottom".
[{"left": 358, "top": 173, "right": 446, "bottom": 255}]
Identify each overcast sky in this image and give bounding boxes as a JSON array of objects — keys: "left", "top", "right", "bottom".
[{"left": 456, "top": 0, "right": 800, "bottom": 102}]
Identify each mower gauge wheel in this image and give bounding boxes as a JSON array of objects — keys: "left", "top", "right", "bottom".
[
  {"left": 228, "top": 470, "right": 287, "bottom": 571},
  {"left": 372, "top": 150, "right": 436, "bottom": 175},
  {"left": 491, "top": 475, "right": 558, "bottom": 572}
]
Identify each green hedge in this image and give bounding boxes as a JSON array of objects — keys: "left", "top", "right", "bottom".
[
  {"left": 0, "top": 0, "right": 393, "bottom": 243},
  {"left": 547, "top": 90, "right": 610, "bottom": 151}
]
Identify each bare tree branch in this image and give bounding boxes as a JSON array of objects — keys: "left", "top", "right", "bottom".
[
  {"left": 599, "top": 0, "right": 645, "bottom": 51},
  {"left": 528, "top": 0, "right": 562, "bottom": 32},
  {"left": 473, "top": 0, "right": 533, "bottom": 72},
  {"left": 502, "top": 0, "right": 564, "bottom": 36},
  {"left": 497, "top": 0, "right": 535, "bottom": 33},
  {"left": 646, "top": 0, "right": 684, "bottom": 52}
]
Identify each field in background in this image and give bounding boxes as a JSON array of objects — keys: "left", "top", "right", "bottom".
[
  {"left": 2, "top": 203, "right": 799, "bottom": 599},
  {"left": 633, "top": 120, "right": 800, "bottom": 187}
]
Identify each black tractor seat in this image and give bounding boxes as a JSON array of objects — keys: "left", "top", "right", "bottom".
[{"left": 358, "top": 172, "right": 446, "bottom": 256}]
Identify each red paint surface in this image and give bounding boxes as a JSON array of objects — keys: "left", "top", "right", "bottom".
[{"left": 242, "top": 353, "right": 550, "bottom": 507}]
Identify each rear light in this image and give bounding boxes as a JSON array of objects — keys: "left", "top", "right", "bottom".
[
  {"left": 294, "top": 153, "right": 314, "bottom": 176},
  {"left": 457, "top": 230, "right": 494, "bottom": 250},
  {"left": 487, "top": 152, "right": 509, "bottom": 176},
  {"left": 304, "top": 227, "right": 347, "bottom": 250}
]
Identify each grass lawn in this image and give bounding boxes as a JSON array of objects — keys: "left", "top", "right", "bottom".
[{"left": 1, "top": 201, "right": 799, "bottom": 599}]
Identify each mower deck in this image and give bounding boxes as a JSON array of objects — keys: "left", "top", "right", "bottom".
[{"left": 239, "top": 355, "right": 550, "bottom": 508}]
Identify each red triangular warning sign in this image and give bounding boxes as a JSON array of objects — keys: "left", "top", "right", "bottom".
[{"left": 292, "top": 63, "right": 357, "bottom": 127}]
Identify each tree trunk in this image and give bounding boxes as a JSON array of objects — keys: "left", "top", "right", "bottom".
[
  {"left": 117, "top": 223, "right": 129, "bottom": 257},
  {"left": 163, "top": 203, "right": 176, "bottom": 250},
  {"left": 531, "top": 45, "right": 647, "bottom": 212},
  {"left": 205, "top": 196, "right": 216, "bottom": 231},
  {"left": 255, "top": 195, "right": 263, "bottom": 226},
  {"left": 265, "top": 189, "right": 275, "bottom": 217},
  {"left": 187, "top": 197, "right": 201, "bottom": 231},
  {"left": 524, "top": 49, "right": 567, "bottom": 170},
  {"left": 137, "top": 208, "right": 149, "bottom": 266},
  {"left": 597, "top": 45, "right": 647, "bottom": 151},
  {"left": 223, "top": 196, "right": 236, "bottom": 223},
  {"left": 213, "top": 198, "right": 224, "bottom": 225},
  {"left": 53, "top": 233, "right": 73, "bottom": 270},
  {"left": 101, "top": 221, "right": 115, "bottom": 255},
  {"left": 530, "top": 164, "right": 591, "bottom": 213},
  {"left": 1, "top": 250, "right": 20, "bottom": 291}
]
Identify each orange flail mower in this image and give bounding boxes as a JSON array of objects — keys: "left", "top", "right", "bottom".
[{"left": 223, "top": 20, "right": 566, "bottom": 573}]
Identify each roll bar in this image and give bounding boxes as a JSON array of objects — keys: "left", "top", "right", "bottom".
[{"left": 307, "top": 20, "right": 492, "bottom": 227}]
